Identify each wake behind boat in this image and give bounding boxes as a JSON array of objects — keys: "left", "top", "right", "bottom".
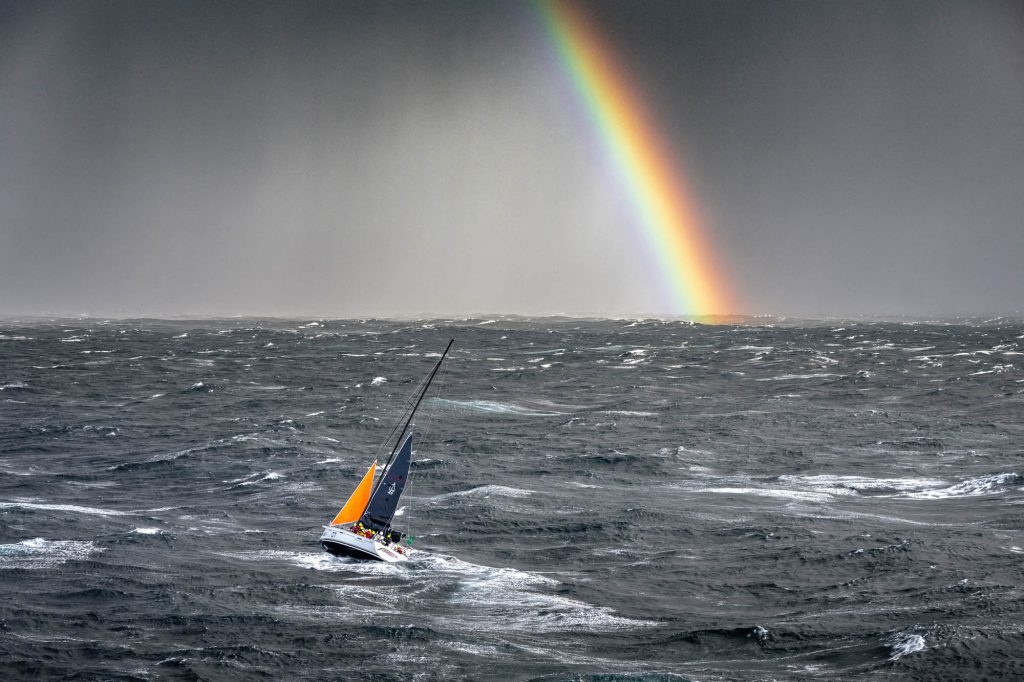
[{"left": 319, "top": 339, "right": 453, "bottom": 562}]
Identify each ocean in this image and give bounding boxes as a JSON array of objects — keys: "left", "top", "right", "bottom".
[{"left": 1, "top": 317, "right": 1022, "bottom": 680}]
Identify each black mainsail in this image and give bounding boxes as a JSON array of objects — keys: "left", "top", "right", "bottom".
[{"left": 359, "top": 434, "right": 412, "bottom": 531}]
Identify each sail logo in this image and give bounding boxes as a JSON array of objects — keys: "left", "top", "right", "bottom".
[{"left": 387, "top": 482, "right": 396, "bottom": 495}]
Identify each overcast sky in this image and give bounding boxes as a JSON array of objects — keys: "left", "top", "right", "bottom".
[{"left": 1, "top": 0, "right": 1021, "bottom": 318}]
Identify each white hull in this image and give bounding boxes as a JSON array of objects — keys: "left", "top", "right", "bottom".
[{"left": 319, "top": 525, "right": 411, "bottom": 563}]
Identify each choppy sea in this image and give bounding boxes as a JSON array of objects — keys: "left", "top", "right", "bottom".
[{"left": 1, "top": 317, "right": 1022, "bottom": 681}]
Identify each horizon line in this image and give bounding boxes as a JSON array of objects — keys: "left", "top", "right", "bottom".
[{"left": 3, "top": 311, "right": 1022, "bottom": 324}]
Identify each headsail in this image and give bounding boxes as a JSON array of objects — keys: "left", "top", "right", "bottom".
[
  {"left": 330, "top": 460, "right": 377, "bottom": 526},
  {"left": 359, "top": 435, "right": 412, "bottom": 531}
]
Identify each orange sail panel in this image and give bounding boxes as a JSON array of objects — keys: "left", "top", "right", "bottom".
[{"left": 330, "top": 461, "right": 377, "bottom": 525}]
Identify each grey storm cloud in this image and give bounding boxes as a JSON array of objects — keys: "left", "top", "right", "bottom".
[{"left": 1, "top": 0, "right": 1022, "bottom": 318}]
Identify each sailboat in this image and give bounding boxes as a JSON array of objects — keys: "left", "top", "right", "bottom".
[{"left": 319, "top": 339, "right": 453, "bottom": 562}]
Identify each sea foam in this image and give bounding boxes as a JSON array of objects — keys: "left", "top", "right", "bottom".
[
  {"left": 904, "top": 472, "right": 1021, "bottom": 499},
  {"left": 0, "top": 538, "right": 101, "bottom": 569}
]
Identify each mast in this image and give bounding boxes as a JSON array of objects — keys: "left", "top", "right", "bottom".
[{"left": 369, "top": 338, "right": 454, "bottom": 500}]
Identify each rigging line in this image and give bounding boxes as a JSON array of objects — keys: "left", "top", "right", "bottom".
[
  {"left": 368, "top": 339, "right": 454, "bottom": 504},
  {"left": 403, "top": 346, "right": 456, "bottom": 540},
  {"left": 401, "top": 340, "right": 454, "bottom": 539},
  {"left": 417, "top": 346, "right": 450, "bottom": 446},
  {"left": 373, "top": 369, "right": 430, "bottom": 464},
  {"left": 417, "top": 348, "right": 450, "bottom": 448},
  {"left": 406, "top": 348, "right": 450, "bottom": 537},
  {"left": 370, "top": 357, "right": 436, "bottom": 483}
]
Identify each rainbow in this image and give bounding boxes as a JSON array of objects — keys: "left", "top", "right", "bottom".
[{"left": 537, "top": 0, "right": 734, "bottom": 317}]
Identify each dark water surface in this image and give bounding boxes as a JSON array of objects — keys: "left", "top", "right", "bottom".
[{"left": 1, "top": 317, "right": 1022, "bottom": 680}]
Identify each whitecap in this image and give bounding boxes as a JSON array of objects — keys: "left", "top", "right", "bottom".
[
  {"left": 428, "top": 398, "right": 563, "bottom": 417},
  {"left": 218, "top": 549, "right": 375, "bottom": 573},
  {"left": 370, "top": 376, "right": 387, "bottom": 386},
  {"left": 214, "top": 551, "right": 652, "bottom": 633},
  {"left": 904, "top": 472, "right": 1021, "bottom": 499},
  {"left": 887, "top": 632, "right": 926, "bottom": 661},
  {"left": 431, "top": 485, "right": 534, "bottom": 501},
  {"left": 421, "top": 554, "right": 657, "bottom": 632},
  {"left": 0, "top": 500, "right": 129, "bottom": 516},
  {"left": 223, "top": 470, "right": 283, "bottom": 487},
  {"left": 970, "top": 364, "right": 1014, "bottom": 376},
  {"left": 0, "top": 538, "right": 101, "bottom": 569},
  {"left": 755, "top": 373, "right": 842, "bottom": 381},
  {"left": 132, "top": 527, "right": 163, "bottom": 535},
  {"left": 698, "top": 487, "right": 835, "bottom": 503},
  {"left": 230, "top": 433, "right": 261, "bottom": 443},
  {"left": 785, "top": 504, "right": 971, "bottom": 527},
  {"left": 779, "top": 474, "right": 947, "bottom": 494},
  {"left": 280, "top": 482, "right": 322, "bottom": 494}
]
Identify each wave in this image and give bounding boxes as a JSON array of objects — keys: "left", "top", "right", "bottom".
[
  {"left": 0, "top": 500, "right": 130, "bottom": 517},
  {"left": 108, "top": 433, "right": 266, "bottom": 471},
  {"left": 422, "top": 554, "right": 657, "bottom": 632},
  {"left": 251, "top": 548, "right": 651, "bottom": 630},
  {"left": 223, "top": 549, "right": 653, "bottom": 633},
  {"left": 218, "top": 550, "right": 352, "bottom": 572},
  {"left": 778, "top": 474, "right": 948, "bottom": 494},
  {"left": 427, "top": 398, "right": 564, "bottom": 417},
  {"left": 430, "top": 485, "right": 534, "bottom": 501},
  {"left": 888, "top": 631, "right": 926, "bottom": 661},
  {"left": 185, "top": 381, "right": 214, "bottom": 392},
  {"left": 223, "top": 471, "right": 283, "bottom": 487},
  {"left": 755, "top": 373, "right": 843, "bottom": 381},
  {"left": 0, "top": 538, "right": 101, "bottom": 569},
  {"left": 694, "top": 473, "right": 1016, "bottom": 504},
  {"left": 0, "top": 381, "right": 29, "bottom": 391},
  {"left": 696, "top": 487, "right": 835, "bottom": 503},
  {"left": 904, "top": 472, "right": 1022, "bottom": 499}
]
